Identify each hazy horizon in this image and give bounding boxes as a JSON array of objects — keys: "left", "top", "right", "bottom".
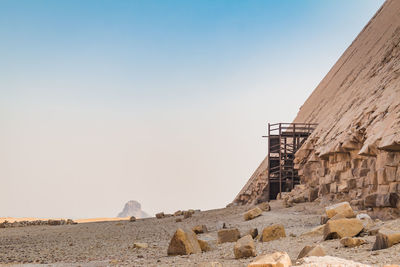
[{"left": 1, "top": 0, "right": 385, "bottom": 218}]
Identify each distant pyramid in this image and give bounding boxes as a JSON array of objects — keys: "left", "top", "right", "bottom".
[{"left": 117, "top": 200, "right": 149, "bottom": 218}]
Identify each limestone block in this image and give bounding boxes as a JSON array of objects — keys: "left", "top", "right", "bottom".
[
  {"left": 377, "top": 168, "right": 388, "bottom": 185},
  {"left": 378, "top": 185, "right": 390, "bottom": 194},
  {"left": 385, "top": 166, "right": 397, "bottom": 182},
  {"left": 367, "top": 171, "right": 377, "bottom": 185},
  {"left": 234, "top": 235, "right": 256, "bottom": 259},
  {"left": 297, "top": 245, "right": 326, "bottom": 259},
  {"left": 248, "top": 252, "right": 292, "bottom": 267},
  {"left": 217, "top": 228, "right": 240, "bottom": 244},
  {"left": 372, "top": 229, "right": 400, "bottom": 250},
  {"left": 261, "top": 224, "right": 286, "bottom": 242},
  {"left": 330, "top": 183, "right": 338, "bottom": 193},
  {"left": 257, "top": 202, "right": 271, "bottom": 212},
  {"left": 325, "top": 202, "right": 355, "bottom": 219},
  {"left": 340, "top": 237, "right": 366, "bottom": 247},
  {"left": 389, "top": 182, "right": 398, "bottom": 193},
  {"left": 167, "top": 228, "right": 201, "bottom": 255},
  {"left": 244, "top": 207, "right": 263, "bottom": 221},
  {"left": 364, "top": 193, "right": 399, "bottom": 208},
  {"left": 323, "top": 218, "right": 363, "bottom": 240}
]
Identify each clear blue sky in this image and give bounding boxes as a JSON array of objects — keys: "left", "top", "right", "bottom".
[{"left": 0, "top": 0, "right": 384, "bottom": 218}]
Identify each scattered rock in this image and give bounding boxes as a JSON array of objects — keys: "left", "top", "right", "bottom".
[
  {"left": 248, "top": 251, "right": 292, "bottom": 267},
  {"left": 340, "top": 237, "right": 366, "bottom": 247},
  {"left": 217, "top": 228, "right": 240, "bottom": 244},
  {"left": 330, "top": 213, "right": 346, "bottom": 221},
  {"left": 174, "top": 210, "right": 182, "bottom": 216},
  {"left": 156, "top": 212, "right": 165, "bottom": 219},
  {"left": 257, "top": 202, "right": 271, "bottom": 212},
  {"left": 167, "top": 228, "right": 201, "bottom": 256},
  {"left": 133, "top": 242, "right": 148, "bottom": 249},
  {"left": 183, "top": 210, "right": 195, "bottom": 219},
  {"left": 244, "top": 207, "right": 263, "bottom": 221},
  {"left": 175, "top": 218, "right": 182, "bottom": 222},
  {"left": 297, "top": 245, "right": 326, "bottom": 259},
  {"left": 192, "top": 225, "right": 207, "bottom": 234},
  {"left": 372, "top": 229, "right": 400, "bottom": 250},
  {"left": 356, "top": 213, "right": 374, "bottom": 231},
  {"left": 233, "top": 235, "right": 256, "bottom": 259},
  {"left": 325, "top": 202, "right": 355, "bottom": 219},
  {"left": 301, "top": 225, "right": 324, "bottom": 236},
  {"left": 247, "top": 228, "right": 258, "bottom": 239},
  {"left": 129, "top": 216, "right": 136, "bottom": 222},
  {"left": 323, "top": 218, "right": 363, "bottom": 240},
  {"left": 198, "top": 239, "right": 211, "bottom": 252},
  {"left": 261, "top": 224, "right": 286, "bottom": 242}
]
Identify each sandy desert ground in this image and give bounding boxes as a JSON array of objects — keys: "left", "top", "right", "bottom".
[{"left": 1, "top": 200, "right": 400, "bottom": 267}]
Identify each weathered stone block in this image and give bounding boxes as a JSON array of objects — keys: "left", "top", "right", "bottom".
[
  {"left": 297, "top": 245, "right": 325, "bottom": 259},
  {"left": 389, "top": 182, "right": 398, "bottom": 193},
  {"left": 233, "top": 235, "right": 256, "bottom": 259},
  {"left": 217, "top": 228, "right": 240, "bottom": 244},
  {"left": 325, "top": 202, "right": 355, "bottom": 218},
  {"left": 198, "top": 239, "right": 211, "bottom": 252},
  {"left": 378, "top": 185, "right": 390, "bottom": 194},
  {"left": 364, "top": 193, "right": 400, "bottom": 208},
  {"left": 192, "top": 225, "right": 207, "bottom": 234},
  {"left": 330, "top": 182, "right": 338, "bottom": 193},
  {"left": 372, "top": 230, "right": 400, "bottom": 250},
  {"left": 377, "top": 168, "right": 388, "bottom": 185},
  {"left": 167, "top": 228, "right": 201, "bottom": 255},
  {"left": 386, "top": 166, "right": 397, "bottom": 182},
  {"left": 244, "top": 207, "right": 263, "bottom": 221},
  {"left": 367, "top": 171, "right": 377, "bottom": 185},
  {"left": 261, "top": 224, "right": 286, "bottom": 242},
  {"left": 340, "top": 237, "right": 366, "bottom": 247},
  {"left": 323, "top": 218, "right": 363, "bottom": 240}
]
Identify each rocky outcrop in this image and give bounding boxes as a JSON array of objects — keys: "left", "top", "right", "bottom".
[{"left": 117, "top": 200, "right": 149, "bottom": 218}]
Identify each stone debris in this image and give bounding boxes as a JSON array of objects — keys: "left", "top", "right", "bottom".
[
  {"left": 233, "top": 235, "right": 256, "bottom": 259},
  {"left": 129, "top": 216, "right": 136, "bottom": 222},
  {"left": 217, "top": 228, "right": 240, "bottom": 244},
  {"left": 244, "top": 207, "right": 263, "bottom": 221},
  {"left": 296, "top": 256, "right": 371, "bottom": 267},
  {"left": 323, "top": 218, "right": 363, "bottom": 240},
  {"left": 247, "top": 228, "right": 258, "bottom": 239},
  {"left": 257, "top": 202, "right": 271, "bottom": 212},
  {"left": 297, "top": 244, "right": 326, "bottom": 259},
  {"left": 167, "top": 228, "right": 201, "bottom": 256},
  {"left": 198, "top": 239, "right": 211, "bottom": 252},
  {"left": 216, "top": 221, "right": 226, "bottom": 230},
  {"left": 192, "top": 225, "right": 208, "bottom": 234},
  {"left": 183, "top": 210, "right": 195, "bottom": 219},
  {"left": 372, "top": 229, "right": 400, "bottom": 250},
  {"left": 325, "top": 202, "right": 355, "bottom": 219},
  {"left": 174, "top": 210, "right": 183, "bottom": 216},
  {"left": 247, "top": 251, "right": 292, "bottom": 267},
  {"left": 175, "top": 218, "right": 182, "bottom": 222},
  {"left": 340, "top": 237, "right": 366, "bottom": 247},
  {"left": 156, "top": 212, "right": 165, "bottom": 219},
  {"left": 260, "top": 224, "right": 286, "bottom": 242},
  {"left": 133, "top": 242, "right": 148, "bottom": 249},
  {"left": 0, "top": 219, "right": 77, "bottom": 228}
]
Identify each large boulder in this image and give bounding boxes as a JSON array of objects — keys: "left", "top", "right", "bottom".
[
  {"left": 244, "top": 207, "right": 263, "bottom": 221},
  {"left": 234, "top": 235, "right": 256, "bottom": 259},
  {"left": 217, "top": 228, "right": 240, "bottom": 244},
  {"left": 247, "top": 251, "right": 292, "bottom": 267},
  {"left": 261, "top": 224, "right": 286, "bottom": 242},
  {"left": 325, "top": 202, "right": 355, "bottom": 219},
  {"left": 323, "top": 218, "right": 363, "bottom": 240},
  {"left": 372, "top": 229, "right": 400, "bottom": 250},
  {"left": 167, "top": 228, "right": 201, "bottom": 256},
  {"left": 156, "top": 212, "right": 165, "bottom": 219},
  {"left": 297, "top": 245, "right": 326, "bottom": 259}
]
